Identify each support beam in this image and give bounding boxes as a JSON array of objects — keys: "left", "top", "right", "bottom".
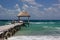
[
  {"left": 28, "top": 17, "right": 29, "bottom": 23},
  {"left": 28, "top": 17, "right": 29, "bottom": 27},
  {"left": 18, "top": 17, "right": 20, "bottom": 22}
]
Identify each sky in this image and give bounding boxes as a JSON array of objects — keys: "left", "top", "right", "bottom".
[{"left": 0, "top": 0, "right": 60, "bottom": 20}]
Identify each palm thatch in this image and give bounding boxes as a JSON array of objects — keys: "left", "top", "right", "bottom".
[{"left": 17, "top": 11, "right": 30, "bottom": 17}]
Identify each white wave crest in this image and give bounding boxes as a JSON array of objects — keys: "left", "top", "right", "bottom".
[
  {"left": 30, "top": 22, "right": 55, "bottom": 24},
  {"left": 55, "top": 27, "right": 60, "bottom": 30},
  {"left": 8, "top": 36, "right": 60, "bottom": 40}
]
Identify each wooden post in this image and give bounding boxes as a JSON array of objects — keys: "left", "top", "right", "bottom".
[
  {"left": 18, "top": 17, "right": 20, "bottom": 22},
  {"left": 28, "top": 17, "right": 29, "bottom": 23},
  {"left": 28, "top": 17, "right": 29, "bottom": 27}
]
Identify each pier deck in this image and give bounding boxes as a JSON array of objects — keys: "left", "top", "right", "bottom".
[{"left": 0, "top": 23, "right": 23, "bottom": 35}]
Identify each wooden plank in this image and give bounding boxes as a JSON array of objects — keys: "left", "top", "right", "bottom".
[{"left": 0, "top": 23, "right": 23, "bottom": 34}]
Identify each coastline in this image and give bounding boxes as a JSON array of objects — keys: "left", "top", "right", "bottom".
[
  {"left": 0, "top": 20, "right": 60, "bottom": 40},
  {"left": 8, "top": 35, "right": 60, "bottom": 40}
]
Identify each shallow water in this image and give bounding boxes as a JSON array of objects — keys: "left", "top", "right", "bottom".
[
  {"left": 14, "top": 22, "right": 60, "bottom": 36},
  {"left": 0, "top": 20, "right": 60, "bottom": 36}
]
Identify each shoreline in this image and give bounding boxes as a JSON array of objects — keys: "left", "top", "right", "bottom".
[{"left": 8, "top": 35, "right": 60, "bottom": 40}]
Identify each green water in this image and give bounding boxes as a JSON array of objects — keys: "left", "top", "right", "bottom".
[
  {"left": 0, "top": 20, "right": 60, "bottom": 36},
  {"left": 0, "top": 21, "right": 10, "bottom": 26},
  {"left": 15, "top": 22, "right": 60, "bottom": 36}
]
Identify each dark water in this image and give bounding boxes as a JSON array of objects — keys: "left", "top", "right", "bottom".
[
  {"left": 0, "top": 20, "right": 60, "bottom": 36},
  {"left": 0, "top": 20, "right": 11, "bottom": 26}
]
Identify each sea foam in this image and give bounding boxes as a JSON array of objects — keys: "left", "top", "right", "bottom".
[
  {"left": 30, "top": 22, "right": 55, "bottom": 24},
  {"left": 8, "top": 36, "right": 60, "bottom": 40}
]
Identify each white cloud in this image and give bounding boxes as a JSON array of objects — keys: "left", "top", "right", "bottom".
[
  {"left": 21, "top": 2, "right": 60, "bottom": 19},
  {"left": 44, "top": 7, "right": 57, "bottom": 12},
  {"left": 21, "top": 0, "right": 43, "bottom": 7},
  {"left": 0, "top": 5, "right": 2, "bottom": 8},
  {"left": 25, "top": 6, "right": 44, "bottom": 19},
  {"left": 53, "top": 4, "right": 60, "bottom": 8},
  {"left": 43, "top": 5, "right": 60, "bottom": 19},
  {"left": 22, "top": 0, "right": 36, "bottom": 4},
  {"left": 21, "top": 0, "right": 43, "bottom": 18},
  {"left": 15, "top": 4, "right": 21, "bottom": 12},
  {"left": 53, "top": 4, "right": 60, "bottom": 6},
  {"left": 44, "top": 3, "right": 60, "bottom": 13},
  {"left": 0, "top": 4, "right": 19, "bottom": 20},
  {"left": 21, "top": 0, "right": 44, "bottom": 19},
  {"left": 0, "top": 1, "right": 60, "bottom": 20},
  {"left": 58, "top": 0, "right": 60, "bottom": 2},
  {"left": 22, "top": 4, "right": 29, "bottom": 10}
]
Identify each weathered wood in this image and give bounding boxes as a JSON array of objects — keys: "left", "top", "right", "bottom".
[
  {"left": 0, "top": 23, "right": 23, "bottom": 32},
  {"left": 0, "top": 23, "right": 23, "bottom": 39}
]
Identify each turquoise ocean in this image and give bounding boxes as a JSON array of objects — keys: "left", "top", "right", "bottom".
[{"left": 0, "top": 20, "right": 60, "bottom": 36}]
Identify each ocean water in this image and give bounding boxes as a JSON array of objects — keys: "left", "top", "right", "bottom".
[
  {"left": 0, "top": 20, "right": 11, "bottom": 26},
  {"left": 15, "top": 21, "right": 60, "bottom": 36},
  {"left": 0, "top": 20, "right": 60, "bottom": 36},
  {"left": 1, "top": 20, "right": 60, "bottom": 40}
]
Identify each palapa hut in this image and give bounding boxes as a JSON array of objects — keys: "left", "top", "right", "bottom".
[{"left": 17, "top": 11, "right": 30, "bottom": 23}]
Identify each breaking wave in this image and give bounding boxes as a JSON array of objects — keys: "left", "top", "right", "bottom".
[
  {"left": 30, "top": 22, "right": 56, "bottom": 24},
  {"left": 8, "top": 36, "right": 60, "bottom": 40}
]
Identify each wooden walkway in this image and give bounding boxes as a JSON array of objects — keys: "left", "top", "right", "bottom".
[
  {"left": 0, "top": 23, "right": 23, "bottom": 32},
  {"left": 0, "top": 23, "right": 23, "bottom": 40}
]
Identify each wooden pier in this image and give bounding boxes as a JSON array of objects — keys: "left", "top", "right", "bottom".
[
  {"left": 0, "top": 11, "right": 30, "bottom": 40},
  {"left": 0, "top": 23, "right": 23, "bottom": 40}
]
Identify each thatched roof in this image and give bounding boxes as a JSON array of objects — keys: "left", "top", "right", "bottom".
[{"left": 17, "top": 11, "right": 30, "bottom": 17}]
